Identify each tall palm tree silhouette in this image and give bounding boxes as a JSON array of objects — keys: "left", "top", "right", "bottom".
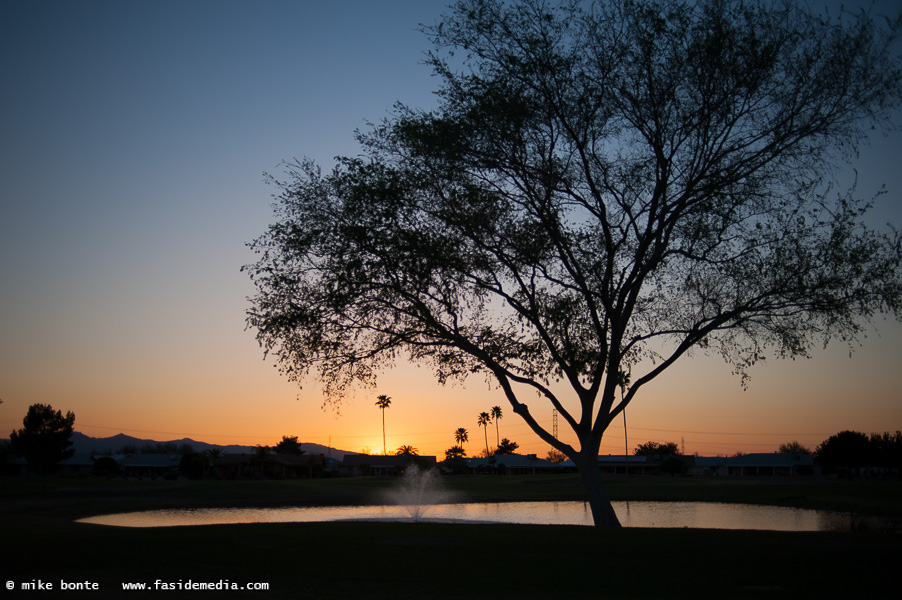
[
  {"left": 375, "top": 394, "right": 392, "bottom": 455},
  {"left": 490, "top": 406, "right": 503, "bottom": 448},
  {"left": 454, "top": 427, "right": 469, "bottom": 448},
  {"left": 477, "top": 412, "right": 492, "bottom": 457}
]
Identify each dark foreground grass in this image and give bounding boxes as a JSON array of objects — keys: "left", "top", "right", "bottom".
[{"left": 2, "top": 476, "right": 900, "bottom": 599}]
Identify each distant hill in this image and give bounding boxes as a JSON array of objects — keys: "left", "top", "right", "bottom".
[{"left": 66, "top": 432, "right": 357, "bottom": 461}]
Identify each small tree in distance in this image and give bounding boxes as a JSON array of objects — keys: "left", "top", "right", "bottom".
[
  {"left": 274, "top": 435, "right": 305, "bottom": 455},
  {"left": 445, "top": 445, "right": 466, "bottom": 460},
  {"left": 495, "top": 438, "right": 519, "bottom": 455},
  {"left": 395, "top": 445, "right": 419, "bottom": 456},
  {"left": 778, "top": 441, "right": 813, "bottom": 455},
  {"left": 245, "top": 0, "right": 902, "bottom": 526},
  {"left": 634, "top": 441, "right": 680, "bottom": 457},
  {"left": 546, "top": 449, "right": 567, "bottom": 464}
]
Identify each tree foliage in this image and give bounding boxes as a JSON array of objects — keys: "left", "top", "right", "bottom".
[
  {"left": 495, "top": 437, "right": 520, "bottom": 455},
  {"left": 395, "top": 445, "right": 420, "bottom": 456},
  {"left": 545, "top": 448, "right": 567, "bottom": 463},
  {"left": 454, "top": 427, "right": 469, "bottom": 447},
  {"left": 815, "top": 430, "right": 902, "bottom": 475},
  {"left": 274, "top": 435, "right": 305, "bottom": 455},
  {"left": 445, "top": 445, "right": 466, "bottom": 460},
  {"left": 9, "top": 403, "right": 76, "bottom": 475},
  {"left": 778, "top": 440, "right": 813, "bottom": 454},
  {"left": 633, "top": 441, "right": 680, "bottom": 457},
  {"left": 246, "top": 0, "right": 902, "bottom": 525}
]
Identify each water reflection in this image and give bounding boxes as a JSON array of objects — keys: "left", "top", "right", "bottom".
[{"left": 76, "top": 501, "right": 898, "bottom": 532}]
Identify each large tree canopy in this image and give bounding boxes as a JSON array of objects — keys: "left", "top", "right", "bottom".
[{"left": 245, "top": 0, "right": 902, "bottom": 526}]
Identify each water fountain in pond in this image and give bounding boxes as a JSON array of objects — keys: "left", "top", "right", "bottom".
[{"left": 382, "top": 464, "right": 455, "bottom": 522}]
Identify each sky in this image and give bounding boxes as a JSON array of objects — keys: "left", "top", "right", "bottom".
[{"left": 1, "top": 0, "right": 900, "bottom": 460}]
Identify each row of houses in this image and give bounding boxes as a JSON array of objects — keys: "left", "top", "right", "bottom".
[
  {"left": 342, "top": 452, "right": 816, "bottom": 478},
  {"left": 17, "top": 450, "right": 816, "bottom": 479},
  {"left": 19, "top": 452, "right": 327, "bottom": 479}
]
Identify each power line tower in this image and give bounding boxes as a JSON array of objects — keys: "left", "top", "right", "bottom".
[{"left": 552, "top": 408, "right": 558, "bottom": 440}]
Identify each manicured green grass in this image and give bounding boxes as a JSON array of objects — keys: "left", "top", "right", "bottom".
[{"left": 2, "top": 475, "right": 900, "bottom": 599}]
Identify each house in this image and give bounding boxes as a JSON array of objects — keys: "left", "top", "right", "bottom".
[
  {"left": 341, "top": 454, "right": 437, "bottom": 476},
  {"left": 117, "top": 454, "right": 182, "bottom": 479},
  {"left": 211, "top": 453, "right": 326, "bottom": 479},
  {"left": 687, "top": 453, "right": 815, "bottom": 477},
  {"left": 596, "top": 454, "right": 649, "bottom": 475},
  {"left": 464, "top": 453, "right": 572, "bottom": 475},
  {"left": 55, "top": 453, "right": 96, "bottom": 477},
  {"left": 724, "top": 453, "right": 815, "bottom": 477},
  {"left": 690, "top": 456, "right": 727, "bottom": 477}
]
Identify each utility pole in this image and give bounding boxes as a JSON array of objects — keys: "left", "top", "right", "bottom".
[{"left": 623, "top": 409, "right": 629, "bottom": 478}]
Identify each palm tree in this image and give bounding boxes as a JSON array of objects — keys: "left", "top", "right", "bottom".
[
  {"left": 477, "top": 412, "right": 492, "bottom": 456},
  {"left": 375, "top": 394, "right": 392, "bottom": 455},
  {"left": 490, "top": 406, "right": 503, "bottom": 447},
  {"left": 454, "top": 427, "right": 469, "bottom": 448},
  {"left": 395, "top": 445, "right": 419, "bottom": 456}
]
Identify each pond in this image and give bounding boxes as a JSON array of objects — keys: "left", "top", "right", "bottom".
[{"left": 76, "top": 501, "right": 898, "bottom": 532}]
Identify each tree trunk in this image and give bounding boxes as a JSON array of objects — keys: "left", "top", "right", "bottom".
[{"left": 575, "top": 454, "right": 622, "bottom": 527}]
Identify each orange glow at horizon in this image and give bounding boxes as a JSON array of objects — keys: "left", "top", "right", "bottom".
[{"left": 4, "top": 319, "right": 898, "bottom": 460}]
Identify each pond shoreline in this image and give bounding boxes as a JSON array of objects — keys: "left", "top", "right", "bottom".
[
  {"left": 3, "top": 474, "right": 900, "bottom": 520},
  {"left": 3, "top": 476, "right": 900, "bottom": 600},
  {"left": 76, "top": 499, "right": 902, "bottom": 533}
]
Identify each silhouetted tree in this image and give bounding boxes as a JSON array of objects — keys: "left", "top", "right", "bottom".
[
  {"left": 454, "top": 427, "right": 469, "bottom": 449},
  {"left": 444, "top": 445, "right": 467, "bottom": 473},
  {"left": 445, "top": 445, "right": 466, "bottom": 460},
  {"left": 491, "top": 406, "right": 503, "bottom": 447},
  {"left": 545, "top": 449, "right": 567, "bottom": 464},
  {"left": 634, "top": 441, "right": 680, "bottom": 457},
  {"left": 375, "top": 394, "right": 392, "bottom": 455},
  {"left": 245, "top": 0, "right": 902, "bottom": 526},
  {"left": 495, "top": 438, "right": 519, "bottom": 455},
  {"left": 395, "top": 445, "right": 419, "bottom": 456},
  {"left": 778, "top": 441, "right": 813, "bottom": 454},
  {"left": 9, "top": 403, "right": 75, "bottom": 475},
  {"left": 870, "top": 431, "right": 902, "bottom": 477},
  {"left": 477, "top": 412, "right": 492, "bottom": 456},
  {"left": 274, "top": 435, "right": 305, "bottom": 455},
  {"left": 816, "top": 430, "right": 873, "bottom": 476}
]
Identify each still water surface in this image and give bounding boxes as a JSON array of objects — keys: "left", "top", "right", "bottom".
[{"left": 77, "top": 501, "right": 893, "bottom": 532}]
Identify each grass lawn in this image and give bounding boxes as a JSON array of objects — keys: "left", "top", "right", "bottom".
[{"left": 1, "top": 475, "right": 899, "bottom": 599}]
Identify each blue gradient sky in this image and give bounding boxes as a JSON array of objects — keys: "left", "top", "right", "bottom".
[{"left": 1, "top": 0, "right": 900, "bottom": 458}]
